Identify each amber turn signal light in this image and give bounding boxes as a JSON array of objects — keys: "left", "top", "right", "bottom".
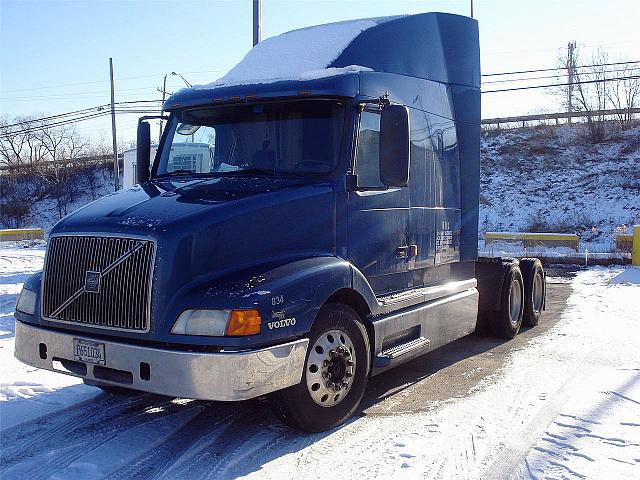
[{"left": 226, "top": 309, "right": 261, "bottom": 336}]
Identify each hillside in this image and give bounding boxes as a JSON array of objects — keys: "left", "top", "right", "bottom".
[{"left": 480, "top": 124, "right": 640, "bottom": 251}]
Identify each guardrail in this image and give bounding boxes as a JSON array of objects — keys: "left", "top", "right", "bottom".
[
  {"left": 615, "top": 234, "right": 633, "bottom": 253},
  {"left": 481, "top": 107, "right": 640, "bottom": 128},
  {"left": 0, "top": 228, "right": 45, "bottom": 242},
  {"left": 485, "top": 232, "right": 580, "bottom": 252},
  {"left": 633, "top": 226, "right": 640, "bottom": 267}
]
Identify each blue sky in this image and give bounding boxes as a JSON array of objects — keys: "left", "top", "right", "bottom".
[{"left": 1, "top": 0, "right": 639, "bottom": 144}]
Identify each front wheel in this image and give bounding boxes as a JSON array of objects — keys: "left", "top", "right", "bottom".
[{"left": 273, "top": 303, "right": 371, "bottom": 432}]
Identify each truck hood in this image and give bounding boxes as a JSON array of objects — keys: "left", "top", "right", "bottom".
[
  {"left": 53, "top": 176, "right": 322, "bottom": 235},
  {"left": 51, "top": 176, "right": 337, "bottom": 340}
]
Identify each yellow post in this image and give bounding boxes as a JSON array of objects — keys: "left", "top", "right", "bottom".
[{"left": 633, "top": 225, "right": 640, "bottom": 266}]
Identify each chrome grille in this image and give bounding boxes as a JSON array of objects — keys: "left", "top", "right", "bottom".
[{"left": 42, "top": 235, "right": 154, "bottom": 332}]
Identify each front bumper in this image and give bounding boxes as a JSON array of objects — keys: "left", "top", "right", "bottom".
[{"left": 14, "top": 320, "right": 308, "bottom": 401}]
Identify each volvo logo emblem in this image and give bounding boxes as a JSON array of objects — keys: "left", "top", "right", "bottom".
[{"left": 84, "top": 271, "right": 101, "bottom": 293}]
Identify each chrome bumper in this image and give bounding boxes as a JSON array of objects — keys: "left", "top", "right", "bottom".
[{"left": 14, "top": 320, "right": 308, "bottom": 401}]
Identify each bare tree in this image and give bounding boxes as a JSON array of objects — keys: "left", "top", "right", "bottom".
[
  {"left": 571, "top": 49, "right": 610, "bottom": 143},
  {"left": 1, "top": 200, "right": 31, "bottom": 228},
  {"left": 607, "top": 62, "right": 640, "bottom": 129},
  {"left": 0, "top": 116, "right": 47, "bottom": 168},
  {"left": 33, "top": 123, "right": 89, "bottom": 218}
]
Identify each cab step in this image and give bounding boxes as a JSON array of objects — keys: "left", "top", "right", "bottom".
[
  {"left": 379, "top": 337, "right": 431, "bottom": 359},
  {"left": 373, "top": 336, "right": 431, "bottom": 370}
]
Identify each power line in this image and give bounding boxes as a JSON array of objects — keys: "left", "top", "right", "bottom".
[
  {"left": 482, "top": 60, "right": 640, "bottom": 77},
  {"left": 0, "top": 100, "right": 162, "bottom": 129},
  {"left": 481, "top": 65, "right": 638, "bottom": 85},
  {"left": 0, "top": 109, "right": 162, "bottom": 138},
  {"left": 0, "top": 69, "right": 228, "bottom": 94},
  {"left": 482, "top": 74, "right": 640, "bottom": 94},
  {"left": 0, "top": 84, "right": 187, "bottom": 101},
  {"left": 4, "top": 71, "right": 639, "bottom": 133}
]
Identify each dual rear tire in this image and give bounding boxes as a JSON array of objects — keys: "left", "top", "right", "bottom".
[
  {"left": 520, "top": 258, "right": 545, "bottom": 327},
  {"left": 482, "top": 259, "right": 545, "bottom": 339}
]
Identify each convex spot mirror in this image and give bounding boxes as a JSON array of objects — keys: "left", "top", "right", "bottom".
[
  {"left": 379, "top": 104, "right": 410, "bottom": 188},
  {"left": 176, "top": 123, "right": 200, "bottom": 135}
]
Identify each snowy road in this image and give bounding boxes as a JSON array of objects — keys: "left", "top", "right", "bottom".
[{"left": 1, "top": 245, "right": 639, "bottom": 479}]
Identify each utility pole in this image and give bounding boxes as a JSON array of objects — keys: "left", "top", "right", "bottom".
[
  {"left": 109, "top": 58, "right": 120, "bottom": 191},
  {"left": 470, "top": 0, "right": 474, "bottom": 18},
  {"left": 567, "top": 41, "right": 576, "bottom": 125},
  {"left": 157, "top": 72, "right": 190, "bottom": 142},
  {"left": 253, "top": 0, "right": 261, "bottom": 46},
  {"left": 159, "top": 74, "right": 168, "bottom": 143}
]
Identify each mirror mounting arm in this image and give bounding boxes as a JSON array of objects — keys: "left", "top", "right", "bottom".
[{"left": 358, "top": 92, "right": 391, "bottom": 110}]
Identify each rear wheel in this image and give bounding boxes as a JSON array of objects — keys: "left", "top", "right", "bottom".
[
  {"left": 489, "top": 262, "right": 525, "bottom": 339},
  {"left": 520, "top": 258, "right": 545, "bottom": 327},
  {"left": 273, "top": 303, "right": 371, "bottom": 432}
]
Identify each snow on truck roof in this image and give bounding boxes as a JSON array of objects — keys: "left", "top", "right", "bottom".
[{"left": 199, "top": 19, "right": 381, "bottom": 88}]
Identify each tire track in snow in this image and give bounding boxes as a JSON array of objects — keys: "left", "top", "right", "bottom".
[
  {"left": 1, "top": 392, "right": 156, "bottom": 463},
  {"left": 0, "top": 393, "right": 198, "bottom": 479},
  {"left": 112, "top": 403, "right": 246, "bottom": 480},
  {"left": 151, "top": 405, "right": 284, "bottom": 480}
]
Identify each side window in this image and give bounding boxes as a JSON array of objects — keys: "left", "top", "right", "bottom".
[{"left": 355, "top": 110, "right": 383, "bottom": 188}]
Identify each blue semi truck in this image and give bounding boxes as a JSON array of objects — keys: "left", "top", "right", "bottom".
[{"left": 14, "top": 13, "right": 545, "bottom": 432}]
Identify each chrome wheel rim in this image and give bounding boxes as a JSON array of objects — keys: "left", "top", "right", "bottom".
[
  {"left": 509, "top": 279, "right": 523, "bottom": 325},
  {"left": 532, "top": 272, "right": 544, "bottom": 312},
  {"left": 306, "top": 329, "right": 356, "bottom": 407}
]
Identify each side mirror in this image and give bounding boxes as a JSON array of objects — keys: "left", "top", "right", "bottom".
[
  {"left": 136, "top": 120, "right": 151, "bottom": 183},
  {"left": 379, "top": 105, "right": 410, "bottom": 188}
]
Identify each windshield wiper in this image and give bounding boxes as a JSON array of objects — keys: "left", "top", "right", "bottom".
[
  {"left": 155, "top": 169, "right": 196, "bottom": 178},
  {"left": 226, "top": 168, "right": 279, "bottom": 176}
]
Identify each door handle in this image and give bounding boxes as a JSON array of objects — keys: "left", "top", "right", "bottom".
[{"left": 397, "top": 245, "right": 419, "bottom": 259}]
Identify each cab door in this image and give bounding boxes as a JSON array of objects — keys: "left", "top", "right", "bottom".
[{"left": 347, "top": 108, "right": 411, "bottom": 295}]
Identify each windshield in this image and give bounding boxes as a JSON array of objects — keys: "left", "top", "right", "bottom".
[{"left": 155, "top": 100, "right": 345, "bottom": 177}]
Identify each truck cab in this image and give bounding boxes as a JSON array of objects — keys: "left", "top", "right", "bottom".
[{"left": 14, "top": 13, "right": 545, "bottom": 432}]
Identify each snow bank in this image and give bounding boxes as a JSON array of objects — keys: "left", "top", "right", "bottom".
[
  {"left": 610, "top": 266, "right": 640, "bottom": 284},
  {"left": 198, "top": 19, "right": 377, "bottom": 88}
]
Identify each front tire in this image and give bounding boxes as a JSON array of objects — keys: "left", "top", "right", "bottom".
[{"left": 273, "top": 303, "right": 371, "bottom": 432}]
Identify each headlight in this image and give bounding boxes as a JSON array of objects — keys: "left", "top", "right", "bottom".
[
  {"left": 171, "top": 309, "right": 261, "bottom": 336},
  {"left": 171, "top": 309, "right": 230, "bottom": 336},
  {"left": 16, "top": 288, "right": 36, "bottom": 315}
]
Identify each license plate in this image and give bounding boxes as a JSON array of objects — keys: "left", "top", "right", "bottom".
[{"left": 73, "top": 339, "right": 106, "bottom": 365}]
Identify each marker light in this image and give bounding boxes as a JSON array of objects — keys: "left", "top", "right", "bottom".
[{"left": 226, "top": 310, "right": 261, "bottom": 336}]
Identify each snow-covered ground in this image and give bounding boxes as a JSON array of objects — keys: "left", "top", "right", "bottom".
[
  {"left": 1, "top": 246, "right": 639, "bottom": 479},
  {"left": 0, "top": 244, "right": 97, "bottom": 430}
]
